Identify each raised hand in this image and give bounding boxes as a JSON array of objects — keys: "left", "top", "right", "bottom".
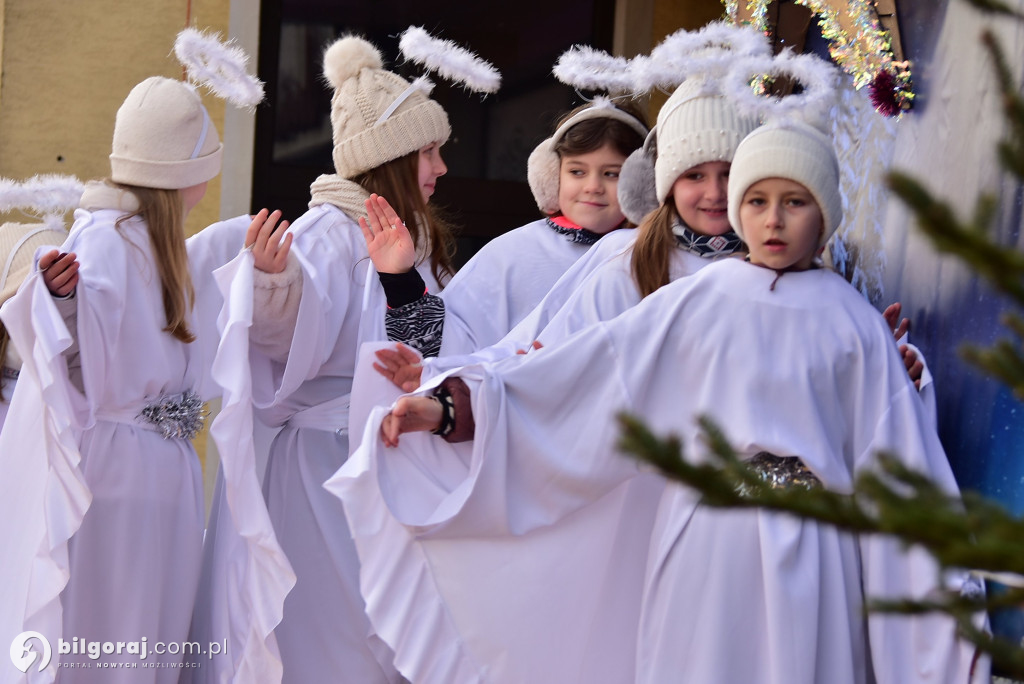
[
  {"left": 882, "top": 302, "right": 910, "bottom": 342},
  {"left": 900, "top": 344, "right": 924, "bottom": 390},
  {"left": 381, "top": 395, "right": 442, "bottom": 447},
  {"left": 40, "top": 249, "right": 79, "bottom": 297},
  {"left": 373, "top": 342, "right": 423, "bottom": 392},
  {"left": 359, "top": 193, "right": 416, "bottom": 274},
  {"left": 246, "top": 208, "right": 292, "bottom": 274}
]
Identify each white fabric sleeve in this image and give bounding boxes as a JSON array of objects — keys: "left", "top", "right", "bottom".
[{"left": 251, "top": 254, "right": 303, "bottom": 361}]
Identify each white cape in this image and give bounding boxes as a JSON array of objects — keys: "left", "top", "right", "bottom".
[{"left": 332, "top": 258, "right": 983, "bottom": 684}]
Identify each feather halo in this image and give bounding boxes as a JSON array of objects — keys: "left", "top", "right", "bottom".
[
  {"left": 638, "top": 22, "right": 772, "bottom": 92},
  {"left": 399, "top": 26, "right": 500, "bottom": 94},
  {"left": 0, "top": 174, "right": 84, "bottom": 217},
  {"left": 553, "top": 45, "right": 639, "bottom": 95},
  {"left": 174, "top": 28, "right": 265, "bottom": 109},
  {"left": 722, "top": 49, "right": 839, "bottom": 128}
]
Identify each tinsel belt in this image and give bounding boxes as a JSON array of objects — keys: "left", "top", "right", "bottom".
[
  {"left": 97, "top": 389, "right": 206, "bottom": 441},
  {"left": 735, "top": 452, "right": 822, "bottom": 496}
]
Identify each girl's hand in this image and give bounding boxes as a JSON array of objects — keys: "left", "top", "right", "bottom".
[
  {"left": 246, "top": 209, "right": 292, "bottom": 273},
  {"left": 40, "top": 250, "right": 79, "bottom": 297},
  {"left": 381, "top": 395, "right": 442, "bottom": 447},
  {"left": 883, "top": 302, "right": 910, "bottom": 341},
  {"left": 359, "top": 193, "right": 416, "bottom": 274},
  {"left": 373, "top": 342, "right": 423, "bottom": 392},
  {"left": 900, "top": 344, "right": 924, "bottom": 390}
]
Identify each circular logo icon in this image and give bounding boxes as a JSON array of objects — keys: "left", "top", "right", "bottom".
[{"left": 10, "top": 631, "right": 52, "bottom": 673}]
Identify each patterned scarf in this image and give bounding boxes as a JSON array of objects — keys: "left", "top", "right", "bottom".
[
  {"left": 545, "top": 215, "right": 603, "bottom": 246},
  {"left": 672, "top": 219, "right": 744, "bottom": 258}
]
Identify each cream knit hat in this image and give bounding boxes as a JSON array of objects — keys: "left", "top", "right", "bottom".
[
  {"left": 727, "top": 119, "right": 843, "bottom": 246},
  {"left": 526, "top": 100, "right": 649, "bottom": 215},
  {"left": 0, "top": 222, "right": 69, "bottom": 304},
  {"left": 324, "top": 36, "right": 451, "bottom": 179},
  {"left": 110, "top": 77, "right": 223, "bottom": 190},
  {"left": 654, "top": 77, "right": 759, "bottom": 203}
]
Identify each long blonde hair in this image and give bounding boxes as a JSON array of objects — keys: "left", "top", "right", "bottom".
[
  {"left": 113, "top": 183, "right": 196, "bottom": 343},
  {"left": 354, "top": 150, "right": 456, "bottom": 286},
  {"left": 630, "top": 203, "right": 679, "bottom": 299}
]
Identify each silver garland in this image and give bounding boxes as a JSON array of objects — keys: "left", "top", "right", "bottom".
[
  {"left": 138, "top": 390, "right": 207, "bottom": 440},
  {"left": 736, "top": 452, "right": 822, "bottom": 496}
]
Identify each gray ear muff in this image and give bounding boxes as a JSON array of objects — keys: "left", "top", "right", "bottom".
[{"left": 617, "top": 128, "right": 658, "bottom": 225}]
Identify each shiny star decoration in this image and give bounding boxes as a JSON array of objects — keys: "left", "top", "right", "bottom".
[{"left": 724, "top": 0, "right": 914, "bottom": 117}]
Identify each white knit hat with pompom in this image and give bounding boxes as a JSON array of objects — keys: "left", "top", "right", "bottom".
[{"left": 324, "top": 36, "right": 451, "bottom": 178}]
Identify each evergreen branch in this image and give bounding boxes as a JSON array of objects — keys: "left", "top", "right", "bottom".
[{"left": 886, "top": 172, "right": 1024, "bottom": 305}]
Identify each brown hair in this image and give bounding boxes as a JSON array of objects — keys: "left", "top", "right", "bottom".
[
  {"left": 354, "top": 150, "right": 456, "bottom": 286},
  {"left": 113, "top": 183, "right": 196, "bottom": 343},
  {"left": 552, "top": 101, "right": 648, "bottom": 160},
  {"left": 630, "top": 203, "right": 678, "bottom": 299}
]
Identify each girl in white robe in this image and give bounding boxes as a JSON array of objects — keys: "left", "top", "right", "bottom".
[
  {"left": 328, "top": 77, "right": 762, "bottom": 684},
  {"left": 0, "top": 75, "right": 256, "bottom": 684},
  {"left": 205, "top": 36, "right": 459, "bottom": 684},
  {"left": 361, "top": 100, "right": 648, "bottom": 359},
  {"left": 359, "top": 119, "right": 985, "bottom": 683}
]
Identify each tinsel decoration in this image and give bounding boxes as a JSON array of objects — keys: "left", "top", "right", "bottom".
[
  {"left": 724, "top": 0, "right": 913, "bottom": 117},
  {"left": 174, "top": 28, "right": 265, "bottom": 109},
  {"left": 138, "top": 390, "right": 208, "bottom": 440},
  {"left": 399, "top": 26, "right": 501, "bottom": 94}
]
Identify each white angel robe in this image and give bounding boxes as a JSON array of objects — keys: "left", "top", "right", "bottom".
[
  {"left": 0, "top": 191, "right": 250, "bottom": 684},
  {"left": 334, "top": 258, "right": 982, "bottom": 684},
  {"left": 432, "top": 219, "right": 623, "bottom": 357},
  {"left": 334, "top": 239, "right": 726, "bottom": 684},
  {"left": 209, "top": 198, "right": 442, "bottom": 684}
]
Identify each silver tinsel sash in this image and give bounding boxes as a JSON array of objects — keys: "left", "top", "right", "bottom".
[
  {"left": 735, "top": 452, "right": 822, "bottom": 496},
  {"left": 136, "top": 390, "right": 207, "bottom": 440}
]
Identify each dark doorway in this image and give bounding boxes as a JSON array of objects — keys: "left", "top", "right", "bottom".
[{"left": 252, "top": 0, "right": 616, "bottom": 264}]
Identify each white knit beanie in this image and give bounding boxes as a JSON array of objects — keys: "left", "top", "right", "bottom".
[
  {"left": 0, "top": 222, "right": 68, "bottom": 304},
  {"left": 324, "top": 36, "right": 451, "bottom": 179},
  {"left": 110, "top": 77, "right": 223, "bottom": 190},
  {"left": 727, "top": 119, "right": 842, "bottom": 246},
  {"left": 654, "top": 77, "right": 759, "bottom": 203},
  {"left": 526, "top": 101, "right": 649, "bottom": 214}
]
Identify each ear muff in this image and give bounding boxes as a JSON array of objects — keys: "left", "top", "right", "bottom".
[
  {"left": 617, "top": 128, "right": 658, "bottom": 225},
  {"left": 526, "top": 137, "right": 561, "bottom": 215}
]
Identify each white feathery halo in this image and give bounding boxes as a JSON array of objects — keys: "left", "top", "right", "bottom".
[
  {"left": 0, "top": 174, "right": 84, "bottom": 216},
  {"left": 639, "top": 22, "right": 772, "bottom": 92},
  {"left": 722, "top": 49, "right": 839, "bottom": 127},
  {"left": 553, "top": 45, "right": 639, "bottom": 95},
  {"left": 174, "top": 28, "right": 265, "bottom": 109},
  {"left": 399, "top": 26, "right": 500, "bottom": 94}
]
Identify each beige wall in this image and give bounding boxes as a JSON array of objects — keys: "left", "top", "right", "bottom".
[{"left": 0, "top": 0, "right": 231, "bottom": 235}]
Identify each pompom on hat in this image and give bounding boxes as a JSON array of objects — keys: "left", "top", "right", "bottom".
[
  {"left": 110, "top": 76, "right": 224, "bottom": 190},
  {"left": 727, "top": 119, "right": 843, "bottom": 247},
  {"left": 324, "top": 36, "right": 451, "bottom": 179},
  {"left": 653, "top": 77, "right": 760, "bottom": 203}
]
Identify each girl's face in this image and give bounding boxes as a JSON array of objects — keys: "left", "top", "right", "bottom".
[
  {"left": 739, "top": 178, "right": 823, "bottom": 271},
  {"left": 557, "top": 143, "right": 627, "bottom": 235},
  {"left": 181, "top": 181, "right": 208, "bottom": 213},
  {"left": 671, "top": 161, "right": 731, "bottom": 236},
  {"left": 417, "top": 142, "right": 448, "bottom": 203}
]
